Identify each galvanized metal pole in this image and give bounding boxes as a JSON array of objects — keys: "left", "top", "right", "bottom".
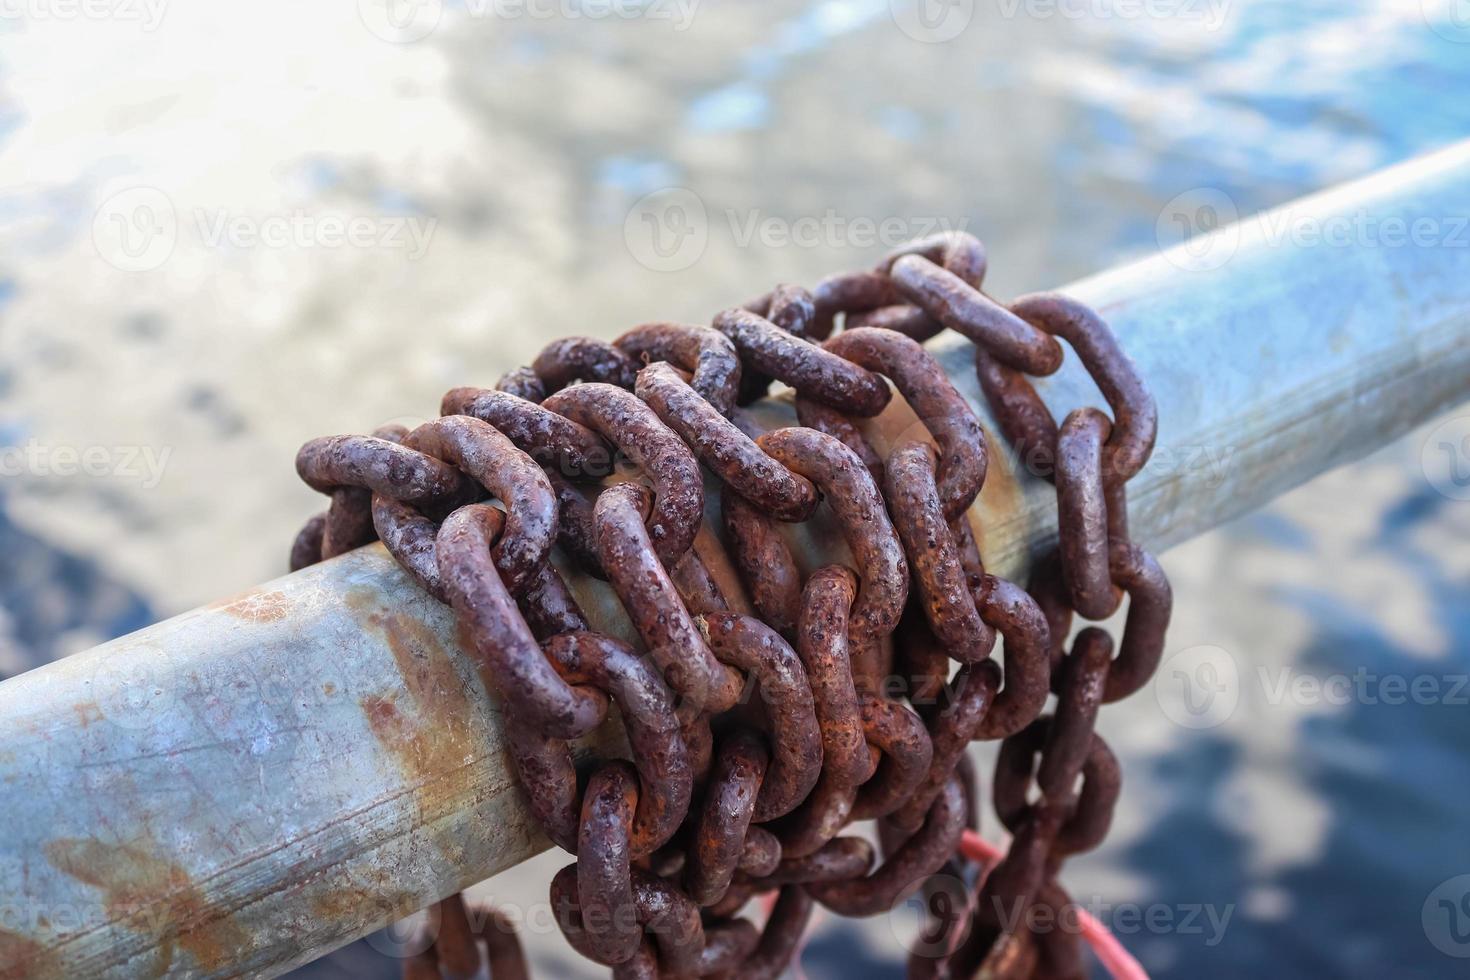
[{"left": 3, "top": 143, "right": 1470, "bottom": 979}]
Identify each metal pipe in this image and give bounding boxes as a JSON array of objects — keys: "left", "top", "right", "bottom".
[{"left": 4, "top": 142, "right": 1470, "bottom": 979}]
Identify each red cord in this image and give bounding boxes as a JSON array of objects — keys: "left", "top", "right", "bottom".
[
  {"left": 758, "top": 831, "right": 1148, "bottom": 978},
  {"left": 959, "top": 830, "right": 1150, "bottom": 980}
]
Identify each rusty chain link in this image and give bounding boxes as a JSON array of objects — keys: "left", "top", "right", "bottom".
[{"left": 288, "top": 229, "right": 1171, "bottom": 979}]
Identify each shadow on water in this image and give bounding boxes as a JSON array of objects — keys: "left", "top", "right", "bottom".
[
  {"left": 1122, "top": 483, "right": 1470, "bottom": 979},
  {"left": 0, "top": 497, "right": 154, "bottom": 680}
]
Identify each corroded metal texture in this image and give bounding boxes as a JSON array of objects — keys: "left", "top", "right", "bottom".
[
  {"left": 2, "top": 143, "right": 1470, "bottom": 978},
  {"left": 0, "top": 550, "right": 626, "bottom": 978}
]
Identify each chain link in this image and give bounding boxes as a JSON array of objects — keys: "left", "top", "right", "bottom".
[{"left": 289, "top": 230, "right": 1171, "bottom": 978}]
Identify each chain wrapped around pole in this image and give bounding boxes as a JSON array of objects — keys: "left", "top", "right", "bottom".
[{"left": 288, "top": 230, "right": 1172, "bottom": 978}]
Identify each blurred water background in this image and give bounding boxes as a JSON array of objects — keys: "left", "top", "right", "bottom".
[{"left": 1, "top": 0, "right": 1468, "bottom": 976}]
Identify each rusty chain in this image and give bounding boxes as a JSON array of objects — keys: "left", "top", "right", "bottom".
[{"left": 289, "top": 230, "right": 1171, "bottom": 979}]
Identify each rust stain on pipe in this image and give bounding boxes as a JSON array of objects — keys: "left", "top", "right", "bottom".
[
  {"left": 352, "top": 590, "right": 484, "bottom": 871},
  {"left": 0, "top": 929, "right": 61, "bottom": 979},
  {"left": 209, "top": 589, "right": 292, "bottom": 623},
  {"left": 44, "top": 837, "right": 249, "bottom": 975}
]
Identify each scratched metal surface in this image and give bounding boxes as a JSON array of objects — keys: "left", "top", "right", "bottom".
[
  {"left": 1, "top": 0, "right": 1469, "bottom": 977},
  {"left": 0, "top": 549, "right": 626, "bottom": 977}
]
